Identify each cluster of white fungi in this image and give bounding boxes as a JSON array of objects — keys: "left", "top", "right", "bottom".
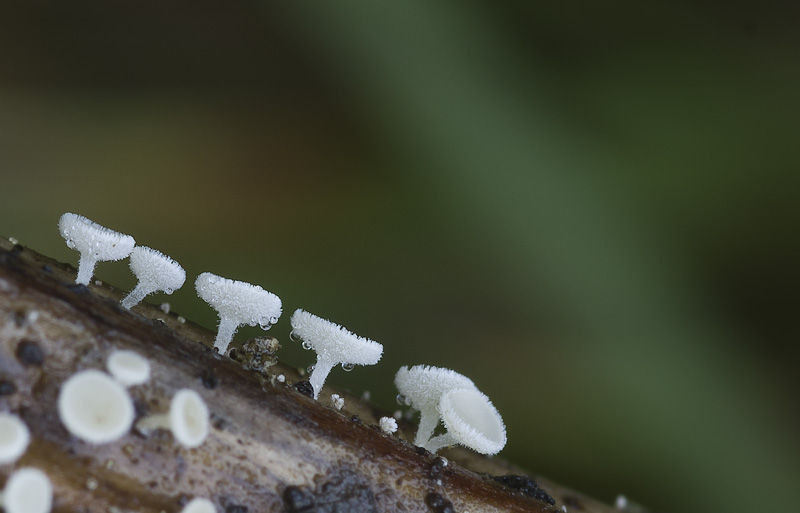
[{"left": 0, "top": 213, "right": 507, "bottom": 513}]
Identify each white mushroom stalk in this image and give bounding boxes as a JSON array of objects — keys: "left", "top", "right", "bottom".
[
  {"left": 106, "top": 350, "right": 151, "bottom": 387},
  {"left": 1, "top": 467, "right": 53, "bottom": 513},
  {"left": 136, "top": 389, "right": 209, "bottom": 448},
  {"left": 423, "top": 387, "right": 507, "bottom": 455},
  {"left": 0, "top": 413, "right": 30, "bottom": 465},
  {"left": 120, "top": 247, "right": 186, "bottom": 309},
  {"left": 195, "top": 272, "right": 282, "bottom": 354},
  {"left": 394, "top": 365, "right": 477, "bottom": 447},
  {"left": 58, "top": 213, "right": 135, "bottom": 285},
  {"left": 57, "top": 370, "right": 135, "bottom": 444},
  {"left": 290, "top": 309, "right": 383, "bottom": 400}
]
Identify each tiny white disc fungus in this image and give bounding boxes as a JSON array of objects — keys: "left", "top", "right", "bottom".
[
  {"left": 137, "top": 389, "right": 210, "bottom": 449},
  {"left": 0, "top": 413, "right": 31, "bottom": 465},
  {"left": 379, "top": 416, "right": 398, "bottom": 434},
  {"left": 195, "top": 272, "right": 282, "bottom": 354},
  {"left": 423, "top": 387, "right": 506, "bottom": 455},
  {"left": 290, "top": 309, "right": 383, "bottom": 400},
  {"left": 330, "top": 394, "right": 344, "bottom": 411},
  {"left": 181, "top": 497, "right": 217, "bottom": 513},
  {"left": 58, "top": 213, "right": 135, "bottom": 285},
  {"left": 120, "top": 247, "right": 186, "bottom": 309},
  {"left": 1, "top": 467, "right": 53, "bottom": 513},
  {"left": 106, "top": 350, "right": 151, "bottom": 387},
  {"left": 394, "top": 365, "right": 477, "bottom": 447},
  {"left": 58, "top": 370, "right": 134, "bottom": 444}
]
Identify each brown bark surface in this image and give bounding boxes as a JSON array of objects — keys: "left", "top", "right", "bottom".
[{"left": 0, "top": 238, "right": 617, "bottom": 513}]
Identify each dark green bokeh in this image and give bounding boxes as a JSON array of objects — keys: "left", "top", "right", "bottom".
[{"left": 1, "top": 2, "right": 798, "bottom": 512}]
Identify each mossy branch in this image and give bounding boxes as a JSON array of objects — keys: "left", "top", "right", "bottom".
[{"left": 0, "top": 239, "right": 617, "bottom": 513}]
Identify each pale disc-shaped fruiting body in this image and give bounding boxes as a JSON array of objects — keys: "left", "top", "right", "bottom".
[
  {"left": 290, "top": 309, "right": 383, "bottom": 400},
  {"left": 394, "top": 365, "right": 477, "bottom": 447},
  {"left": 120, "top": 247, "right": 186, "bottom": 309},
  {"left": 0, "top": 413, "right": 30, "bottom": 464},
  {"left": 181, "top": 497, "right": 217, "bottom": 513},
  {"left": 57, "top": 370, "right": 135, "bottom": 444},
  {"left": 136, "top": 389, "right": 210, "bottom": 449},
  {"left": 195, "top": 272, "right": 282, "bottom": 354},
  {"left": 423, "top": 388, "right": 507, "bottom": 455},
  {"left": 107, "top": 350, "right": 151, "bottom": 387},
  {"left": 58, "top": 213, "right": 135, "bottom": 285},
  {"left": 2, "top": 467, "right": 53, "bottom": 513}
]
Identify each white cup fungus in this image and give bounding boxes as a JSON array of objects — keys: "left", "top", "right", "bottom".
[
  {"left": 136, "top": 389, "right": 210, "bottom": 449},
  {"left": 181, "top": 497, "right": 217, "bottom": 513},
  {"left": 58, "top": 213, "right": 135, "bottom": 285},
  {"left": 423, "top": 387, "right": 507, "bottom": 455},
  {"left": 120, "top": 247, "right": 186, "bottom": 309},
  {"left": 106, "top": 350, "right": 151, "bottom": 387},
  {"left": 58, "top": 370, "right": 134, "bottom": 444},
  {"left": 394, "top": 365, "right": 477, "bottom": 447},
  {"left": 0, "top": 413, "right": 30, "bottom": 465},
  {"left": 290, "top": 309, "right": 383, "bottom": 400},
  {"left": 1, "top": 467, "right": 53, "bottom": 513}
]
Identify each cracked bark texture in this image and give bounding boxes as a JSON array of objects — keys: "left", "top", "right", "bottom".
[{"left": 0, "top": 238, "right": 620, "bottom": 513}]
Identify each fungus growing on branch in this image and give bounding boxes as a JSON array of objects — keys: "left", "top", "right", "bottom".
[
  {"left": 195, "top": 272, "right": 282, "bottom": 354},
  {"left": 180, "top": 497, "right": 217, "bottom": 513},
  {"left": 423, "top": 387, "right": 506, "bottom": 455},
  {"left": 290, "top": 309, "right": 383, "bottom": 400},
  {"left": 57, "top": 370, "right": 135, "bottom": 444},
  {"left": 120, "top": 247, "right": 186, "bottom": 309},
  {"left": 58, "top": 213, "right": 135, "bottom": 285},
  {"left": 394, "top": 365, "right": 477, "bottom": 447},
  {"left": 0, "top": 467, "right": 52, "bottom": 513},
  {"left": 136, "top": 389, "right": 209, "bottom": 448},
  {"left": 106, "top": 350, "right": 150, "bottom": 387},
  {"left": 0, "top": 413, "right": 30, "bottom": 465}
]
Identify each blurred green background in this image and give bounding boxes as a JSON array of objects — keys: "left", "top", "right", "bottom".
[{"left": 1, "top": 2, "right": 798, "bottom": 512}]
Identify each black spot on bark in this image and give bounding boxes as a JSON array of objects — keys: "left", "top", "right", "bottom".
[
  {"left": 201, "top": 370, "right": 219, "bottom": 389},
  {"left": 0, "top": 380, "right": 16, "bottom": 395},
  {"left": 225, "top": 505, "right": 247, "bottom": 513},
  {"left": 283, "top": 486, "right": 315, "bottom": 512},
  {"left": 16, "top": 340, "right": 44, "bottom": 366},
  {"left": 493, "top": 474, "right": 555, "bottom": 505},
  {"left": 425, "top": 492, "right": 454, "bottom": 513},
  {"left": 294, "top": 380, "right": 313, "bottom": 397}
]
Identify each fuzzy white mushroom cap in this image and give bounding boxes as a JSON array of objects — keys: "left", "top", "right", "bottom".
[
  {"left": 394, "top": 365, "right": 478, "bottom": 447},
  {"left": 0, "top": 413, "right": 30, "bottom": 465},
  {"left": 168, "top": 389, "right": 210, "bottom": 448},
  {"left": 379, "top": 416, "right": 398, "bottom": 434},
  {"left": 120, "top": 247, "right": 186, "bottom": 309},
  {"left": 434, "top": 388, "right": 506, "bottom": 455},
  {"left": 181, "top": 498, "right": 217, "bottom": 513},
  {"left": 2, "top": 467, "right": 52, "bottom": 513},
  {"left": 58, "top": 213, "right": 135, "bottom": 285},
  {"left": 58, "top": 370, "right": 134, "bottom": 444},
  {"left": 290, "top": 309, "right": 383, "bottom": 399},
  {"left": 394, "top": 365, "right": 476, "bottom": 412},
  {"left": 195, "top": 272, "right": 282, "bottom": 353},
  {"left": 106, "top": 350, "right": 151, "bottom": 387}
]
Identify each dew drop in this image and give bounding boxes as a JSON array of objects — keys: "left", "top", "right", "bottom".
[
  {"left": 341, "top": 362, "right": 355, "bottom": 372},
  {"left": 165, "top": 288, "right": 174, "bottom": 295},
  {"left": 269, "top": 316, "right": 279, "bottom": 324},
  {"left": 307, "top": 365, "right": 315, "bottom": 373},
  {"left": 396, "top": 394, "right": 407, "bottom": 405},
  {"left": 301, "top": 341, "right": 312, "bottom": 350},
  {"left": 289, "top": 330, "right": 300, "bottom": 342}
]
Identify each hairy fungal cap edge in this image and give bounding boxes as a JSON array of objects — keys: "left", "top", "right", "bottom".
[
  {"left": 2, "top": 467, "right": 53, "bottom": 513},
  {"left": 121, "top": 246, "right": 186, "bottom": 309},
  {"left": 106, "top": 350, "right": 151, "bottom": 387},
  {"left": 58, "top": 213, "right": 135, "bottom": 285},
  {"left": 57, "top": 370, "right": 135, "bottom": 444},
  {"left": 0, "top": 413, "right": 30, "bottom": 465},
  {"left": 290, "top": 309, "right": 383, "bottom": 400},
  {"left": 427, "top": 387, "right": 507, "bottom": 455},
  {"left": 394, "top": 365, "right": 477, "bottom": 447},
  {"left": 195, "top": 272, "right": 282, "bottom": 353}
]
